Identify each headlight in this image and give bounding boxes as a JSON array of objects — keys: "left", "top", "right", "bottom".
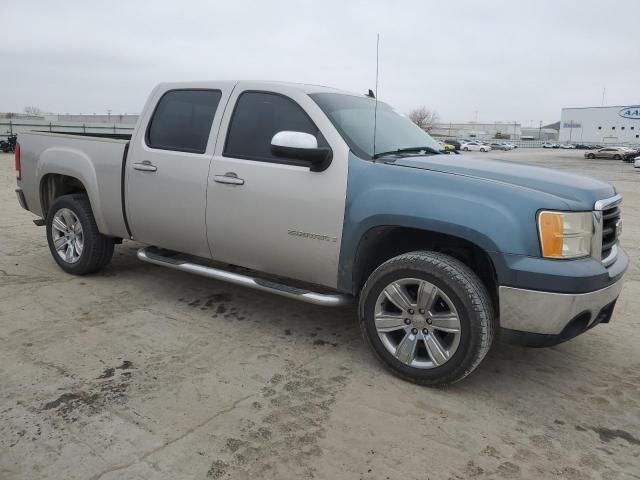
[{"left": 538, "top": 211, "right": 593, "bottom": 258}]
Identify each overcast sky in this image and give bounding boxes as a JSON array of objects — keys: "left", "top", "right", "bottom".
[{"left": 1, "top": 0, "right": 638, "bottom": 125}]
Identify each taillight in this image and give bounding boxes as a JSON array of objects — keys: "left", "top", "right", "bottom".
[{"left": 15, "top": 143, "right": 21, "bottom": 180}]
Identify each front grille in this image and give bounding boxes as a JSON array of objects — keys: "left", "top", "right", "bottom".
[{"left": 601, "top": 204, "right": 621, "bottom": 260}]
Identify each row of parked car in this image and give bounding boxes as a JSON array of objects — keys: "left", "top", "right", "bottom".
[
  {"left": 437, "top": 139, "right": 517, "bottom": 153},
  {"left": 437, "top": 139, "right": 640, "bottom": 167},
  {"left": 582, "top": 146, "right": 640, "bottom": 162},
  {"left": 542, "top": 142, "right": 576, "bottom": 149}
]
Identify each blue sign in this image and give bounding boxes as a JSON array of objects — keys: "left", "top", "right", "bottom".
[{"left": 619, "top": 106, "right": 640, "bottom": 119}]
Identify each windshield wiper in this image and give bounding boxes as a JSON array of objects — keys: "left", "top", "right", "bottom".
[{"left": 372, "top": 146, "right": 442, "bottom": 159}]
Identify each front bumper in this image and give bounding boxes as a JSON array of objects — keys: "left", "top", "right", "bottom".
[{"left": 499, "top": 277, "right": 624, "bottom": 337}]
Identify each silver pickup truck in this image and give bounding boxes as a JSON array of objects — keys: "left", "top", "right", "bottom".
[{"left": 15, "top": 81, "right": 627, "bottom": 385}]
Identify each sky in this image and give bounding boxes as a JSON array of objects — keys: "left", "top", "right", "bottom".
[{"left": 1, "top": 0, "right": 638, "bottom": 125}]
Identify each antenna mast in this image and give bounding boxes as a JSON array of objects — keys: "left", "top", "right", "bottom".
[{"left": 373, "top": 33, "right": 380, "bottom": 157}]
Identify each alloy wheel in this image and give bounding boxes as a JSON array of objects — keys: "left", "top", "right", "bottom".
[
  {"left": 374, "top": 278, "right": 462, "bottom": 368},
  {"left": 51, "top": 208, "right": 84, "bottom": 263}
]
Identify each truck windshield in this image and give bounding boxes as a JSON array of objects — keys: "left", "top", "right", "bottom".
[{"left": 309, "top": 92, "right": 441, "bottom": 159}]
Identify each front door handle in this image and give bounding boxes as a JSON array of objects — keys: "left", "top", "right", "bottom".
[
  {"left": 133, "top": 161, "right": 157, "bottom": 172},
  {"left": 214, "top": 172, "right": 244, "bottom": 185}
]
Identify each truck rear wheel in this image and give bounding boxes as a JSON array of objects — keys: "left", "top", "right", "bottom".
[
  {"left": 46, "top": 194, "right": 114, "bottom": 275},
  {"left": 359, "top": 251, "right": 494, "bottom": 386}
]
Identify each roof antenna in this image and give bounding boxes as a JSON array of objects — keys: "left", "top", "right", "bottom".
[{"left": 372, "top": 33, "right": 380, "bottom": 157}]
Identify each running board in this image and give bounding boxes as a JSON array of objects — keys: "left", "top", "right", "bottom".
[{"left": 137, "top": 247, "right": 352, "bottom": 307}]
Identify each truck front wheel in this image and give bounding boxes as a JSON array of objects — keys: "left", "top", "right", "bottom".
[
  {"left": 359, "top": 251, "right": 495, "bottom": 386},
  {"left": 46, "top": 194, "right": 114, "bottom": 275}
]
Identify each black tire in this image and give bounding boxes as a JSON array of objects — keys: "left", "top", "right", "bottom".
[
  {"left": 613, "top": 154, "right": 621, "bottom": 160},
  {"left": 463, "top": 147, "right": 469, "bottom": 151},
  {"left": 359, "top": 251, "right": 494, "bottom": 386},
  {"left": 587, "top": 153, "right": 595, "bottom": 159},
  {"left": 46, "top": 194, "right": 114, "bottom": 275}
]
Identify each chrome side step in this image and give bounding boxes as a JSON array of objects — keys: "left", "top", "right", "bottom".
[{"left": 137, "top": 247, "right": 352, "bottom": 307}]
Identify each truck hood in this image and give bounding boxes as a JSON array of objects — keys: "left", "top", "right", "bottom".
[{"left": 389, "top": 155, "right": 615, "bottom": 209}]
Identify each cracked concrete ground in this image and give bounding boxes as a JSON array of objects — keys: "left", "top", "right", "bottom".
[{"left": 1, "top": 149, "right": 639, "bottom": 479}]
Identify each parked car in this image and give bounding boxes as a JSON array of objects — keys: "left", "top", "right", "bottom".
[
  {"left": 634, "top": 156, "right": 640, "bottom": 168},
  {"left": 502, "top": 142, "right": 516, "bottom": 150},
  {"left": 489, "top": 142, "right": 510, "bottom": 151},
  {"left": 622, "top": 148, "right": 640, "bottom": 162},
  {"left": 443, "top": 139, "right": 461, "bottom": 151},
  {"left": 584, "top": 147, "right": 627, "bottom": 160},
  {"left": 461, "top": 141, "right": 491, "bottom": 152},
  {"left": 14, "top": 80, "right": 628, "bottom": 386},
  {"left": 437, "top": 141, "right": 456, "bottom": 152},
  {"left": 542, "top": 142, "right": 559, "bottom": 148},
  {"left": 560, "top": 144, "right": 575, "bottom": 149}
]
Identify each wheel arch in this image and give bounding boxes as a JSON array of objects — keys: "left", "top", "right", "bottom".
[
  {"left": 37, "top": 147, "right": 108, "bottom": 232},
  {"left": 40, "top": 173, "right": 89, "bottom": 217},
  {"left": 348, "top": 225, "right": 499, "bottom": 315}
]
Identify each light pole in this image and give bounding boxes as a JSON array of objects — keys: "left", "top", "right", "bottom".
[
  {"left": 567, "top": 120, "right": 575, "bottom": 144},
  {"left": 538, "top": 120, "right": 542, "bottom": 141}
]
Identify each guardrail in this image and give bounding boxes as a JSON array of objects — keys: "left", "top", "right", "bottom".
[
  {"left": 3, "top": 122, "right": 639, "bottom": 150},
  {"left": 0, "top": 120, "right": 135, "bottom": 140}
]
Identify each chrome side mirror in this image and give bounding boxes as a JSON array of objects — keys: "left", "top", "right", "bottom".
[
  {"left": 270, "top": 131, "right": 332, "bottom": 172},
  {"left": 271, "top": 131, "right": 318, "bottom": 150}
]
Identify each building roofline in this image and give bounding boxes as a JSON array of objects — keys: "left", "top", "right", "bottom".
[{"left": 561, "top": 105, "right": 640, "bottom": 111}]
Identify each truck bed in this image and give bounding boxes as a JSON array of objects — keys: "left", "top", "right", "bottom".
[{"left": 17, "top": 131, "right": 131, "bottom": 239}]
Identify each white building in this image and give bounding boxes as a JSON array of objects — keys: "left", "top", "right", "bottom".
[
  {"left": 559, "top": 105, "right": 640, "bottom": 145},
  {"left": 521, "top": 127, "right": 558, "bottom": 141}
]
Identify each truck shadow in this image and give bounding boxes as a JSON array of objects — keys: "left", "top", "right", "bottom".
[{"left": 103, "top": 243, "right": 626, "bottom": 395}]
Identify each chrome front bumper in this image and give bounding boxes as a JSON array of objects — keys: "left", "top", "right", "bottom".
[{"left": 499, "top": 278, "right": 624, "bottom": 335}]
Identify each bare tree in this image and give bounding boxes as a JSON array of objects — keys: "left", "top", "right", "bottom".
[
  {"left": 23, "top": 106, "right": 43, "bottom": 116},
  {"left": 408, "top": 107, "right": 439, "bottom": 132}
]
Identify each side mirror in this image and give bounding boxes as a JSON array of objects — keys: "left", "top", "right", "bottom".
[{"left": 270, "top": 131, "right": 332, "bottom": 172}]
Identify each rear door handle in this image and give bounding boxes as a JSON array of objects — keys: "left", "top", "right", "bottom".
[
  {"left": 214, "top": 172, "right": 244, "bottom": 185},
  {"left": 133, "top": 161, "right": 157, "bottom": 172}
]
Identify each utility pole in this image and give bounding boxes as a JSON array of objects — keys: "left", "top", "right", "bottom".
[
  {"left": 538, "top": 120, "right": 543, "bottom": 141},
  {"left": 568, "top": 120, "right": 574, "bottom": 143},
  {"left": 601, "top": 88, "right": 606, "bottom": 107},
  {"left": 107, "top": 109, "right": 112, "bottom": 122}
]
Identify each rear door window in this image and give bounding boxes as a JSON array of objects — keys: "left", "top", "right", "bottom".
[{"left": 147, "top": 89, "right": 222, "bottom": 154}]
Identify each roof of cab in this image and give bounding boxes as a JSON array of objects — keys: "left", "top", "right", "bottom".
[{"left": 154, "top": 80, "right": 361, "bottom": 97}]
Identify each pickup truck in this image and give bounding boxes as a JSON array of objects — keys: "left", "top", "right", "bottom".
[{"left": 14, "top": 81, "right": 627, "bottom": 385}]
